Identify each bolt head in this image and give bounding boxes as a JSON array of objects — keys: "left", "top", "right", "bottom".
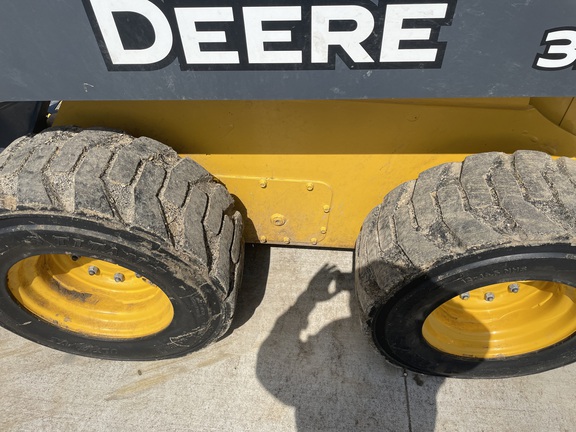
[
  {"left": 114, "top": 273, "right": 125, "bottom": 283},
  {"left": 88, "top": 266, "right": 99, "bottom": 276},
  {"left": 508, "top": 283, "right": 520, "bottom": 293}
]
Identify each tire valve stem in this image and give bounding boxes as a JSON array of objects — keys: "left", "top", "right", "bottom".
[
  {"left": 88, "top": 266, "right": 99, "bottom": 276},
  {"left": 460, "top": 292, "right": 470, "bottom": 300},
  {"left": 508, "top": 283, "right": 520, "bottom": 293},
  {"left": 114, "top": 273, "right": 125, "bottom": 283},
  {"left": 485, "top": 292, "right": 495, "bottom": 302}
]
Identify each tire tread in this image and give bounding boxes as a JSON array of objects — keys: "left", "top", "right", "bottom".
[
  {"left": 356, "top": 150, "right": 576, "bottom": 330},
  {"left": 0, "top": 128, "right": 243, "bottom": 308}
]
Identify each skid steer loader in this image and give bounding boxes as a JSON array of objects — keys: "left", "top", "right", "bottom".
[{"left": 1, "top": 0, "right": 576, "bottom": 378}]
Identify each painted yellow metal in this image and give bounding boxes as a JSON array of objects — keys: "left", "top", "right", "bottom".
[
  {"left": 530, "top": 97, "right": 574, "bottom": 127},
  {"left": 422, "top": 281, "right": 576, "bottom": 358},
  {"left": 560, "top": 99, "right": 576, "bottom": 135},
  {"left": 219, "top": 176, "right": 332, "bottom": 245},
  {"left": 7, "top": 254, "right": 174, "bottom": 339},
  {"left": 55, "top": 98, "right": 576, "bottom": 248}
]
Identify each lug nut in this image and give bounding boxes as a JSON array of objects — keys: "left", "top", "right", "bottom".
[
  {"left": 114, "top": 273, "right": 125, "bottom": 283},
  {"left": 508, "top": 283, "right": 520, "bottom": 293},
  {"left": 88, "top": 266, "right": 99, "bottom": 276},
  {"left": 484, "top": 292, "right": 495, "bottom": 302},
  {"left": 460, "top": 292, "right": 470, "bottom": 300}
]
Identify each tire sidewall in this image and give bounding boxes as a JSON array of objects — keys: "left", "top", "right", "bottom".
[
  {"left": 0, "top": 213, "right": 227, "bottom": 360},
  {"left": 372, "top": 243, "right": 576, "bottom": 378}
]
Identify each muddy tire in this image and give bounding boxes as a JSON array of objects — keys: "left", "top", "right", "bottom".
[
  {"left": 356, "top": 151, "right": 576, "bottom": 378},
  {"left": 0, "top": 128, "right": 243, "bottom": 360}
]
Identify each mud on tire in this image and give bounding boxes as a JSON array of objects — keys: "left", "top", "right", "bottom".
[
  {"left": 356, "top": 150, "right": 576, "bottom": 378},
  {"left": 0, "top": 127, "right": 243, "bottom": 360}
]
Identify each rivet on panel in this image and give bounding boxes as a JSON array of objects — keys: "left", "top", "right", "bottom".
[
  {"left": 270, "top": 214, "right": 286, "bottom": 226},
  {"left": 283, "top": 237, "right": 291, "bottom": 244},
  {"left": 320, "top": 227, "right": 327, "bottom": 234},
  {"left": 311, "top": 238, "right": 318, "bottom": 245},
  {"left": 259, "top": 236, "right": 267, "bottom": 243},
  {"left": 306, "top": 183, "right": 314, "bottom": 191},
  {"left": 323, "top": 205, "right": 331, "bottom": 213},
  {"left": 259, "top": 179, "right": 267, "bottom": 188}
]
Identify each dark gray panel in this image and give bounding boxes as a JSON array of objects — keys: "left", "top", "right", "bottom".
[{"left": 0, "top": 0, "right": 574, "bottom": 101}]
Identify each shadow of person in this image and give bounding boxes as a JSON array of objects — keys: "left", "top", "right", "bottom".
[{"left": 256, "top": 264, "right": 446, "bottom": 431}]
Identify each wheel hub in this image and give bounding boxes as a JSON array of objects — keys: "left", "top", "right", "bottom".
[
  {"left": 6, "top": 254, "right": 174, "bottom": 340},
  {"left": 422, "top": 280, "right": 576, "bottom": 358}
]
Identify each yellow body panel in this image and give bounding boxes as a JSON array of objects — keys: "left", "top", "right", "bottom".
[{"left": 56, "top": 98, "right": 576, "bottom": 248}]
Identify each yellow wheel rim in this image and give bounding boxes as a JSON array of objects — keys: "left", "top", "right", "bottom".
[
  {"left": 6, "top": 254, "right": 174, "bottom": 339},
  {"left": 423, "top": 281, "right": 576, "bottom": 358}
]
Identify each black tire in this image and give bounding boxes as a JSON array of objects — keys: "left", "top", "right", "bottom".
[
  {"left": 0, "top": 127, "right": 243, "bottom": 360},
  {"left": 356, "top": 150, "right": 576, "bottom": 378}
]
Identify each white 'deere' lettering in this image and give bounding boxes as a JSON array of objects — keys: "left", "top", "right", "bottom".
[{"left": 90, "top": 0, "right": 173, "bottom": 65}]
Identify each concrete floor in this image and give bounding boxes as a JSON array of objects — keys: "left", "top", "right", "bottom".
[{"left": 0, "top": 245, "right": 574, "bottom": 432}]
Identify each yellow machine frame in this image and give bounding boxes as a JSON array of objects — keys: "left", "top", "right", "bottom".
[{"left": 56, "top": 97, "right": 576, "bottom": 248}]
